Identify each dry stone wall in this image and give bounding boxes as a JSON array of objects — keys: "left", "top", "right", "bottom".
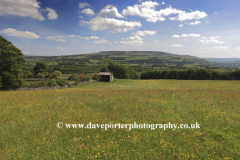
[{"left": 16, "top": 80, "right": 97, "bottom": 91}]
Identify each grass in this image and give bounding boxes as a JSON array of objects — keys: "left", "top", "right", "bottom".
[
  {"left": 0, "top": 80, "right": 239, "bottom": 159},
  {"left": 71, "top": 79, "right": 240, "bottom": 90}
]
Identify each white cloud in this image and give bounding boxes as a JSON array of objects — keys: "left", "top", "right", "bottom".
[
  {"left": 171, "top": 44, "right": 182, "bottom": 47},
  {"left": 162, "top": 2, "right": 165, "bottom": 5},
  {"left": 99, "top": 5, "right": 124, "bottom": 18},
  {"left": 1, "top": 28, "right": 41, "bottom": 38},
  {"left": 129, "top": 35, "right": 142, "bottom": 41},
  {"left": 189, "top": 21, "right": 201, "bottom": 25},
  {"left": 81, "top": 36, "right": 99, "bottom": 40},
  {"left": 173, "top": 34, "right": 200, "bottom": 38},
  {"left": 0, "top": 0, "right": 44, "bottom": 20},
  {"left": 139, "top": 0, "right": 142, "bottom": 3},
  {"left": 188, "top": 34, "right": 200, "bottom": 37},
  {"left": 93, "top": 39, "right": 112, "bottom": 44},
  {"left": 72, "top": 41, "right": 78, "bottom": 42},
  {"left": 180, "top": 34, "right": 188, "bottom": 37},
  {"left": 56, "top": 47, "right": 71, "bottom": 51},
  {"left": 79, "top": 3, "right": 90, "bottom": 8},
  {"left": 69, "top": 35, "right": 79, "bottom": 38},
  {"left": 172, "top": 35, "right": 180, "bottom": 38},
  {"left": 45, "top": 35, "right": 64, "bottom": 39},
  {"left": 80, "top": 16, "right": 142, "bottom": 33},
  {"left": 122, "top": 2, "right": 207, "bottom": 23},
  {"left": 206, "top": 21, "right": 209, "bottom": 23},
  {"left": 55, "top": 38, "right": 66, "bottom": 42},
  {"left": 133, "top": 30, "right": 156, "bottom": 36},
  {"left": 114, "top": 41, "right": 118, "bottom": 44},
  {"left": 179, "top": 24, "right": 184, "bottom": 27},
  {"left": 171, "top": 10, "right": 207, "bottom": 21},
  {"left": 81, "top": 8, "right": 95, "bottom": 15},
  {"left": 215, "top": 12, "right": 218, "bottom": 15},
  {"left": 119, "top": 35, "right": 144, "bottom": 45},
  {"left": 155, "top": 40, "right": 159, "bottom": 42},
  {"left": 213, "top": 45, "right": 227, "bottom": 49},
  {"left": 199, "top": 36, "right": 224, "bottom": 44},
  {"left": 44, "top": 7, "right": 57, "bottom": 20},
  {"left": 69, "top": 35, "right": 99, "bottom": 40},
  {"left": 122, "top": 1, "right": 167, "bottom": 23},
  {"left": 79, "top": 16, "right": 83, "bottom": 19},
  {"left": 237, "top": 47, "right": 240, "bottom": 51},
  {"left": 45, "top": 35, "right": 66, "bottom": 42}
]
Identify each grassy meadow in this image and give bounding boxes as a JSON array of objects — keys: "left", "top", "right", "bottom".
[{"left": 0, "top": 79, "right": 240, "bottom": 159}]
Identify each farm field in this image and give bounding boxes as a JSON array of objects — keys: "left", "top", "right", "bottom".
[{"left": 0, "top": 80, "right": 240, "bottom": 159}]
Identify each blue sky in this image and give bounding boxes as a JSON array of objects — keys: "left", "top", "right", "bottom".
[{"left": 0, "top": 0, "right": 240, "bottom": 58}]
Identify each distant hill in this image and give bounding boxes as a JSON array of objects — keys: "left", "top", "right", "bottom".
[
  {"left": 203, "top": 58, "right": 240, "bottom": 68},
  {"left": 24, "top": 51, "right": 219, "bottom": 73},
  {"left": 204, "top": 58, "right": 240, "bottom": 63}
]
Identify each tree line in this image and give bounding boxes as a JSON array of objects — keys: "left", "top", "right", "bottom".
[
  {"left": 100, "top": 61, "right": 139, "bottom": 79},
  {"left": 140, "top": 68, "right": 240, "bottom": 80}
]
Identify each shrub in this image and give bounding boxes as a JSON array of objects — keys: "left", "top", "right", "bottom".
[
  {"left": 20, "top": 81, "right": 30, "bottom": 88},
  {"left": 36, "top": 73, "right": 44, "bottom": 78},
  {"left": 52, "top": 71, "right": 62, "bottom": 77},
  {"left": 92, "top": 75, "right": 99, "bottom": 81},
  {"left": 50, "top": 73, "right": 58, "bottom": 79},
  {"left": 68, "top": 74, "right": 78, "bottom": 80},
  {"left": 55, "top": 79, "right": 68, "bottom": 87},
  {"left": 75, "top": 75, "right": 91, "bottom": 83},
  {"left": 20, "top": 81, "right": 58, "bottom": 88},
  {"left": 76, "top": 76, "right": 85, "bottom": 83},
  {"left": 85, "top": 75, "right": 90, "bottom": 82},
  {"left": 37, "top": 81, "right": 48, "bottom": 87},
  {"left": 47, "top": 80, "right": 58, "bottom": 87}
]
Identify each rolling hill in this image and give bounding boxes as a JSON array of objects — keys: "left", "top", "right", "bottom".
[{"left": 24, "top": 51, "right": 219, "bottom": 73}]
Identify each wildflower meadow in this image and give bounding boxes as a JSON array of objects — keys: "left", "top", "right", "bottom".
[{"left": 0, "top": 80, "right": 239, "bottom": 159}]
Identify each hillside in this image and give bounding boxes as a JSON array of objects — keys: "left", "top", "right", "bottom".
[
  {"left": 24, "top": 51, "right": 218, "bottom": 73},
  {"left": 204, "top": 58, "right": 240, "bottom": 63},
  {"left": 204, "top": 58, "right": 240, "bottom": 68}
]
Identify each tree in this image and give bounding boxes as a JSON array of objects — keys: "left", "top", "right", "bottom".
[
  {"left": 128, "top": 67, "right": 139, "bottom": 79},
  {"left": 100, "top": 66, "right": 109, "bottom": 72},
  {"left": 36, "top": 72, "right": 45, "bottom": 79},
  {"left": 116, "top": 65, "right": 130, "bottom": 79},
  {"left": 52, "top": 71, "right": 62, "bottom": 77},
  {"left": 22, "top": 66, "right": 34, "bottom": 79},
  {"left": 34, "top": 62, "right": 48, "bottom": 76},
  {"left": 108, "top": 62, "right": 120, "bottom": 77},
  {"left": 68, "top": 74, "right": 78, "bottom": 80},
  {"left": 0, "top": 35, "right": 26, "bottom": 89}
]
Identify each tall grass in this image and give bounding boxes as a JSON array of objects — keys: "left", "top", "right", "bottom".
[{"left": 0, "top": 80, "right": 239, "bottom": 159}]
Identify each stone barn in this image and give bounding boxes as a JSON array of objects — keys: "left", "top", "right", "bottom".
[{"left": 97, "top": 72, "right": 114, "bottom": 82}]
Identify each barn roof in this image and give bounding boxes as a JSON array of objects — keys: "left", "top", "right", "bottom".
[
  {"left": 78, "top": 73, "right": 85, "bottom": 76},
  {"left": 97, "top": 72, "right": 112, "bottom": 76}
]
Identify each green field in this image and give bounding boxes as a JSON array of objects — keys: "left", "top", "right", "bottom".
[{"left": 1, "top": 80, "right": 239, "bottom": 159}]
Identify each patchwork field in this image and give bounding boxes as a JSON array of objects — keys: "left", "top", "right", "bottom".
[{"left": 0, "top": 80, "right": 240, "bottom": 159}]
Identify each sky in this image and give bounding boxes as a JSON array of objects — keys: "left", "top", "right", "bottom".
[{"left": 0, "top": 0, "right": 240, "bottom": 58}]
